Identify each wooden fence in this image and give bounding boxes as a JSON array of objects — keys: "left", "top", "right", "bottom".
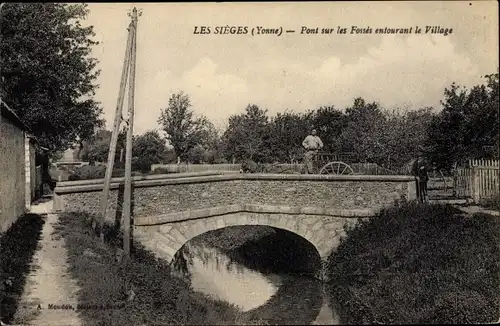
[{"left": 454, "top": 159, "right": 499, "bottom": 202}]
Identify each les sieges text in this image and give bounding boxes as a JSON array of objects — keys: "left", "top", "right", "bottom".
[{"left": 193, "top": 25, "right": 453, "bottom": 36}]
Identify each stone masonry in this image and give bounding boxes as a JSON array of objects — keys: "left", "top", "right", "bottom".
[
  {"left": 133, "top": 205, "right": 367, "bottom": 262},
  {"left": 53, "top": 173, "right": 418, "bottom": 280}
]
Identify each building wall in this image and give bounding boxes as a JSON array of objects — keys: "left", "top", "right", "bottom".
[{"left": 0, "top": 117, "right": 26, "bottom": 233}]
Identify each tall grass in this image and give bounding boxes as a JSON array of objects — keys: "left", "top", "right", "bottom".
[
  {"left": 327, "top": 202, "right": 500, "bottom": 324},
  {"left": 54, "top": 211, "right": 241, "bottom": 325}
]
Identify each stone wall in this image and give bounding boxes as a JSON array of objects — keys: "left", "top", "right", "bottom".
[
  {"left": 54, "top": 174, "right": 417, "bottom": 223},
  {"left": 0, "top": 117, "right": 26, "bottom": 233}
]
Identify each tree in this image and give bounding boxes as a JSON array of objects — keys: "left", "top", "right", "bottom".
[
  {"left": 186, "top": 145, "right": 206, "bottom": 164},
  {"left": 426, "top": 71, "right": 499, "bottom": 170},
  {"left": 132, "top": 130, "right": 168, "bottom": 173},
  {"left": 157, "top": 92, "right": 210, "bottom": 161},
  {"left": 222, "top": 104, "right": 270, "bottom": 162},
  {"left": 0, "top": 3, "right": 104, "bottom": 155},
  {"left": 381, "top": 107, "right": 435, "bottom": 170},
  {"left": 311, "top": 106, "right": 346, "bottom": 153},
  {"left": 80, "top": 128, "right": 127, "bottom": 166},
  {"left": 338, "top": 97, "right": 387, "bottom": 164},
  {"left": 80, "top": 129, "right": 112, "bottom": 163},
  {"left": 267, "top": 110, "right": 312, "bottom": 163}
]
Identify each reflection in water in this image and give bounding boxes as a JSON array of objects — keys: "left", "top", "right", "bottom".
[
  {"left": 187, "top": 245, "right": 279, "bottom": 311},
  {"left": 174, "top": 239, "right": 340, "bottom": 325}
]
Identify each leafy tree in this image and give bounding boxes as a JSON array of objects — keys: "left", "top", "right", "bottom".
[
  {"left": 0, "top": 3, "right": 103, "bottom": 155},
  {"left": 131, "top": 130, "right": 168, "bottom": 173},
  {"left": 157, "top": 92, "right": 210, "bottom": 161},
  {"left": 222, "top": 104, "right": 270, "bottom": 162},
  {"left": 311, "top": 106, "right": 346, "bottom": 153},
  {"left": 426, "top": 71, "right": 499, "bottom": 170},
  {"left": 381, "top": 108, "right": 435, "bottom": 170},
  {"left": 186, "top": 145, "right": 206, "bottom": 164},
  {"left": 80, "top": 128, "right": 126, "bottom": 166},
  {"left": 338, "top": 97, "right": 387, "bottom": 164},
  {"left": 267, "top": 110, "right": 312, "bottom": 163}
]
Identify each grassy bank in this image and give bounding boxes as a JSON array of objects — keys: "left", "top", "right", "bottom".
[
  {"left": 54, "top": 211, "right": 241, "bottom": 325},
  {"left": 327, "top": 202, "right": 500, "bottom": 324},
  {"left": 480, "top": 194, "right": 500, "bottom": 211},
  {"left": 0, "top": 213, "right": 46, "bottom": 324}
]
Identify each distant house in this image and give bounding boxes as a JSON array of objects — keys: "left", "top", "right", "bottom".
[
  {"left": 60, "top": 147, "right": 77, "bottom": 162},
  {"left": 0, "top": 98, "right": 41, "bottom": 233}
]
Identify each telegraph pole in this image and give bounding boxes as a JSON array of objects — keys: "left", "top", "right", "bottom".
[
  {"left": 97, "top": 11, "right": 134, "bottom": 240},
  {"left": 122, "top": 7, "right": 140, "bottom": 258}
]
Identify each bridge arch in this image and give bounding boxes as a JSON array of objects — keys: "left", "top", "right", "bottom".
[{"left": 137, "top": 210, "right": 350, "bottom": 265}]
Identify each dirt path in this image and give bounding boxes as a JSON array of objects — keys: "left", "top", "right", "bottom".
[{"left": 13, "top": 200, "right": 82, "bottom": 326}]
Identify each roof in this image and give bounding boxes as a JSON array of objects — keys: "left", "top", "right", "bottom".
[
  {"left": 1, "top": 97, "right": 26, "bottom": 130},
  {"left": 1, "top": 97, "right": 39, "bottom": 144}
]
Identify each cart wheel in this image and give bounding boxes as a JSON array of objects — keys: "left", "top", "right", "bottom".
[{"left": 319, "top": 161, "right": 354, "bottom": 175}]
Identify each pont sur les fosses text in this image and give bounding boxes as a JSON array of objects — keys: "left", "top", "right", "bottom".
[{"left": 193, "top": 25, "right": 453, "bottom": 36}]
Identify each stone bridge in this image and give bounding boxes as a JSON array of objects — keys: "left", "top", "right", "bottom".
[{"left": 53, "top": 171, "right": 417, "bottom": 280}]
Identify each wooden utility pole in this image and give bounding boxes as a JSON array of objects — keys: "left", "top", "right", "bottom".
[
  {"left": 97, "top": 11, "right": 134, "bottom": 240},
  {"left": 122, "top": 7, "right": 139, "bottom": 258}
]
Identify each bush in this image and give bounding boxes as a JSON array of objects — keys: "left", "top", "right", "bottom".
[
  {"left": 132, "top": 156, "right": 156, "bottom": 174},
  {"left": 479, "top": 193, "right": 500, "bottom": 210},
  {"left": 327, "top": 202, "right": 500, "bottom": 324},
  {"left": 152, "top": 167, "right": 174, "bottom": 174},
  {"left": 241, "top": 160, "right": 258, "bottom": 173},
  {"left": 68, "top": 165, "right": 106, "bottom": 180},
  {"left": 68, "top": 166, "right": 126, "bottom": 180}
]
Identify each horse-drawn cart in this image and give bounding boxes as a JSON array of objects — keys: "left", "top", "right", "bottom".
[{"left": 311, "top": 151, "right": 356, "bottom": 175}]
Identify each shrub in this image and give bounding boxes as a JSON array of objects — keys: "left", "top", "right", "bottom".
[
  {"left": 327, "top": 202, "right": 500, "bottom": 324},
  {"left": 152, "top": 167, "right": 173, "bottom": 174},
  {"left": 479, "top": 193, "right": 500, "bottom": 210},
  {"left": 241, "top": 160, "right": 258, "bottom": 173},
  {"left": 132, "top": 156, "right": 156, "bottom": 174},
  {"left": 68, "top": 165, "right": 106, "bottom": 180},
  {"left": 68, "top": 166, "right": 126, "bottom": 180}
]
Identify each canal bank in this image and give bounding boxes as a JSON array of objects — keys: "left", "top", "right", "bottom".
[
  {"left": 326, "top": 202, "right": 500, "bottom": 324},
  {"left": 51, "top": 211, "right": 243, "bottom": 325}
]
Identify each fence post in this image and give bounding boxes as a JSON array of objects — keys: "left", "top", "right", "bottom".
[{"left": 472, "top": 166, "right": 480, "bottom": 204}]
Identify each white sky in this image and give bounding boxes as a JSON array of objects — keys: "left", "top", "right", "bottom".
[{"left": 83, "top": 1, "right": 499, "bottom": 135}]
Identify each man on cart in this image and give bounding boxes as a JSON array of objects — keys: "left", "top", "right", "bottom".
[{"left": 302, "top": 129, "right": 324, "bottom": 174}]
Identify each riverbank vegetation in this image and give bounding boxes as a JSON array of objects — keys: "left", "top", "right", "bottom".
[
  {"left": 54, "top": 211, "right": 241, "bottom": 325},
  {"left": 327, "top": 202, "right": 500, "bottom": 324}
]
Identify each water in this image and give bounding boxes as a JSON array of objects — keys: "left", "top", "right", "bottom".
[{"left": 175, "top": 237, "right": 341, "bottom": 325}]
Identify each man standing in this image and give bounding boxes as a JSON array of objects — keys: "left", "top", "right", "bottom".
[
  {"left": 411, "top": 146, "right": 430, "bottom": 202},
  {"left": 302, "top": 129, "right": 323, "bottom": 174}
]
